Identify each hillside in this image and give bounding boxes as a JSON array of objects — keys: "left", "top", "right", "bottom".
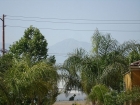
[{"left": 48, "top": 38, "right": 92, "bottom": 63}]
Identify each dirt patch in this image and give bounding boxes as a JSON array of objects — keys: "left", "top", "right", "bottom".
[{"left": 53, "top": 100, "right": 91, "bottom": 105}]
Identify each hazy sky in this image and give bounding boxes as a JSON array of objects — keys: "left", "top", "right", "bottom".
[{"left": 0, "top": 0, "right": 140, "bottom": 46}]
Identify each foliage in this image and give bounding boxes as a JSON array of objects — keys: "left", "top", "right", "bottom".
[
  {"left": 0, "top": 54, "right": 13, "bottom": 73},
  {"left": 61, "top": 49, "right": 98, "bottom": 95},
  {"left": 0, "top": 57, "right": 59, "bottom": 105},
  {"left": 47, "top": 55, "right": 56, "bottom": 65},
  {"left": 90, "top": 29, "right": 139, "bottom": 91},
  {"left": 61, "top": 29, "right": 140, "bottom": 104},
  {"left": 88, "top": 85, "right": 140, "bottom": 105},
  {"left": 88, "top": 84, "right": 109, "bottom": 105},
  {"left": 80, "top": 56, "right": 98, "bottom": 94},
  {"left": 9, "top": 26, "right": 48, "bottom": 62},
  {"left": 116, "top": 87, "right": 140, "bottom": 104},
  {"left": 0, "top": 26, "right": 59, "bottom": 105},
  {"left": 0, "top": 54, "right": 14, "bottom": 104},
  {"left": 128, "top": 46, "right": 140, "bottom": 63}
]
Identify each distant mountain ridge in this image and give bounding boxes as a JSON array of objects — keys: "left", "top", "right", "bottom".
[{"left": 48, "top": 38, "right": 92, "bottom": 63}]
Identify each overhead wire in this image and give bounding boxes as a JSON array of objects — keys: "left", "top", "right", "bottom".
[
  {"left": 2, "top": 14, "right": 140, "bottom": 33},
  {"left": 6, "top": 15, "right": 140, "bottom": 21},
  {"left": 6, "top": 25, "right": 140, "bottom": 32},
  {"left": 5, "top": 18, "right": 140, "bottom": 24},
  {"left": 2, "top": 15, "right": 140, "bottom": 57}
]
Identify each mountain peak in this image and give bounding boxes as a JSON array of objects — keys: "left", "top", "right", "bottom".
[{"left": 48, "top": 38, "right": 91, "bottom": 63}]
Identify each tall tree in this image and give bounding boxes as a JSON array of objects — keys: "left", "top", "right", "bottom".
[
  {"left": 61, "top": 48, "right": 98, "bottom": 96},
  {"left": 3, "top": 57, "right": 59, "bottom": 105},
  {"left": 0, "top": 54, "right": 13, "bottom": 73},
  {"left": 9, "top": 26, "right": 48, "bottom": 61},
  {"left": 90, "top": 29, "right": 140, "bottom": 91},
  {"left": 0, "top": 26, "right": 59, "bottom": 105},
  {"left": 127, "top": 44, "right": 140, "bottom": 63},
  {"left": 0, "top": 54, "right": 14, "bottom": 105},
  {"left": 62, "top": 29, "right": 140, "bottom": 99},
  {"left": 61, "top": 49, "right": 86, "bottom": 94}
]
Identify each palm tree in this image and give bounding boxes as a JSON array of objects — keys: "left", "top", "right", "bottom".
[
  {"left": 61, "top": 29, "right": 140, "bottom": 104},
  {"left": 61, "top": 49, "right": 86, "bottom": 94},
  {"left": 61, "top": 48, "right": 98, "bottom": 96},
  {"left": 0, "top": 54, "right": 14, "bottom": 105},
  {"left": 2, "top": 56, "right": 59, "bottom": 105},
  {"left": 88, "top": 84, "right": 109, "bottom": 105},
  {"left": 91, "top": 29, "right": 140, "bottom": 91}
]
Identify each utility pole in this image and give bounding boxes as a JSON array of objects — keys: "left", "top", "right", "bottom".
[{"left": 0, "top": 14, "right": 5, "bottom": 55}]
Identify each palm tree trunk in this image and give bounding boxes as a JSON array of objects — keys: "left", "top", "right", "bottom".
[
  {"left": 37, "top": 97, "right": 42, "bottom": 105},
  {"left": 92, "top": 101, "right": 96, "bottom": 105},
  {"left": 31, "top": 98, "right": 34, "bottom": 105}
]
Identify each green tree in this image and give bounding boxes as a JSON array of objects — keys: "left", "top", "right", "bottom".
[
  {"left": 61, "top": 29, "right": 140, "bottom": 105},
  {"left": 9, "top": 26, "right": 48, "bottom": 61},
  {"left": 128, "top": 46, "right": 140, "bottom": 63},
  {"left": 90, "top": 29, "right": 139, "bottom": 91},
  {"left": 61, "top": 48, "right": 98, "bottom": 96},
  {"left": 88, "top": 85, "right": 140, "bottom": 105},
  {"left": 62, "top": 30, "right": 123, "bottom": 93},
  {"left": 4, "top": 57, "right": 59, "bottom": 105},
  {"left": 88, "top": 84, "right": 109, "bottom": 105},
  {"left": 47, "top": 55, "right": 56, "bottom": 65},
  {"left": 0, "top": 54, "right": 13, "bottom": 73},
  {"left": 61, "top": 49, "right": 86, "bottom": 94},
  {"left": 0, "top": 26, "right": 59, "bottom": 105},
  {"left": 0, "top": 54, "right": 14, "bottom": 105}
]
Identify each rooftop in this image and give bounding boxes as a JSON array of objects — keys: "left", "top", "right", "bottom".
[{"left": 130, "top": 60, "right": 140, "bottom": 66}]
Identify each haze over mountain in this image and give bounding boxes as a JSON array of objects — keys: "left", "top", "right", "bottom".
[{"left": 48, "top": 38, "right": 92, "bottom": 63}]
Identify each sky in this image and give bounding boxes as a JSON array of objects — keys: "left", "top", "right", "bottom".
[{"left": 0, "top": 0, "right": 140, "bottom": 47}]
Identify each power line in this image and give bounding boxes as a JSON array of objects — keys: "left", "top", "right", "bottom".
[
  {"left": 6, "top": 18, "right": 140, "bottom": 24},
  {"left": 6, "top": 25, "right": 140, "bottom": 32},
  {"left": 6, "top": 15, "right": 140, "bottom": 22}
]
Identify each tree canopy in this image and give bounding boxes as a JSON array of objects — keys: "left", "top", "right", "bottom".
[
  {"left": 1, "top": 26, "right": 140, "bottom": 105},
  {"left": 9, "top": 26, "right": 48, "bottom": 61},
  {"left": 61, "top": 29, "right": 140, "bottom": 104},
  {"left": 0, "top": 26, "right": 59, "bottom": 105}
]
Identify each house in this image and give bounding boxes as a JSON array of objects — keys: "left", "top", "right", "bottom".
[{"left": 124, "top": 60, "right": 140, "bottom": 105}]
